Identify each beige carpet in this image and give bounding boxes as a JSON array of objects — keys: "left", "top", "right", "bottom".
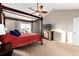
[{"left": 12, "top": 39, "right": 79, "bottom": 56}]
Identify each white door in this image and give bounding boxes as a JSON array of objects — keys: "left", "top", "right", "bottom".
[{"left": 73, "top": 17, "right": 79, "bottom": 45}]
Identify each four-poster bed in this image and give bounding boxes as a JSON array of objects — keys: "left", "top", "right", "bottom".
[{"left": 0, "top": 3, "right": 43, "bottom": 48}]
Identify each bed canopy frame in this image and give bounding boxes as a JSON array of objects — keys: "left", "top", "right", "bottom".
[{"left": 0, "top": 3, "right": 43, "bottom": 36}]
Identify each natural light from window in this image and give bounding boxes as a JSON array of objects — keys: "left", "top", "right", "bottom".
[{"left": 20, "top": 23, "right": 31, "bottom": 33}]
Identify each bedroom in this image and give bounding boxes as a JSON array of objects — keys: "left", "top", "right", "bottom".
[{"left": 1, "top": 3, "right": 79, "bottom": 56}]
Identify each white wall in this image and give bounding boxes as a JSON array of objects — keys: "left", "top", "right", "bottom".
[
  {"left": 73, "top": 17, "right": 79, "bottom": 46},
  {"left": 43, "top": 10, "right": 79, "bottom": 43}
]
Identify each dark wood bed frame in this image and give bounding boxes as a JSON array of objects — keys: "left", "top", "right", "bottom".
[{"left": 0, "top": 3, "right": 43, "bottom": 37}]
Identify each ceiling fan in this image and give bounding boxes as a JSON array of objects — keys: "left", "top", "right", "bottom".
[{"left": 29, "top": 3, "right": 48, "bottom": 16}]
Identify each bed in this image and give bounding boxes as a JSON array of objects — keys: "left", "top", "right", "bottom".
[
  {"left": 0, "top": 4, "right": 43, "bottom": 48},
  {"left": 1, "top": 33, "right": 43, "bottom": 48}
]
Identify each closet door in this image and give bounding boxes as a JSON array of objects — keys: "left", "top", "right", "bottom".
[{"left": 73, "top": 17, "right": 79, "bottom": 45}]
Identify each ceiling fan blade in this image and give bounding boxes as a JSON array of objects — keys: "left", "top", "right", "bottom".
[
  {"left": 41, "top": 11, "right": 48, "bottom": 13},
  {"left": 29, "top": 8, "right": 36, "bottom": 11},
  {"left": 31, "top": 12, "right": 36, "bottom": 14},
  {"left": 31, "top": 11, "right": 39, "bottom": 15}
]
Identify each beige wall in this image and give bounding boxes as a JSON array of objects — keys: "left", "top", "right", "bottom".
[
  {"left": 5, "top": 19, "right": 17, "bottom": 32},
  {"left": 33, "top": 20, "right": 41, "bottom": 34},
  {"left": 44, "top": 10, "right": 79, "bottom": 31},
  {"left": 43, "top": 10, "right": 79, "bottom": 43}
]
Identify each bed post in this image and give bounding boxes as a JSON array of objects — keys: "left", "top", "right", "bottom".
[
  {"left": 31, "top": 21, "right": 33, "bottom": 33},
  {"left": 3, "top": 13, "right": 6, "bottom": 26},
  {"left": 1, "top": 11, "right": 6, "bottom": 26},
  {"left": 0, "top": 3, "right": 2, "bottom": 24},
  {"left": 40, "top": 17, "right": 43, "bottom": 45},
  {"left": 0, "top": 3, "right": 5, "bottom": 25}
]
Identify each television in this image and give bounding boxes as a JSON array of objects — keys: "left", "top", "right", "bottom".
[{"left": 46, "top": 24, "right": 52, "bottom": 30}]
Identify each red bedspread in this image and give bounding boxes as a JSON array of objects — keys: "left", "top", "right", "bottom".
[{"left": 1, "top": 33, "right": 42, "bottom": 48}]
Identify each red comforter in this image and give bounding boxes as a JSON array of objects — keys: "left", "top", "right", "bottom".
[{"left": 1, "top": 33, "right": 43, "bottom": 48}]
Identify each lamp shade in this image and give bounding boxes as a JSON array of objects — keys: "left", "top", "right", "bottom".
[{"left": 0, "top": 24, "right": 6, "bottom": 35}]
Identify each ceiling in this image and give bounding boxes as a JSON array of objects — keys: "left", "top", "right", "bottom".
[{"left": 2, "top": 3, "right": 79, "bottom": 17}]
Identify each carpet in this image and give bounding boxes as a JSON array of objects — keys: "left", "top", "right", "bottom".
[{"left": 12, "top": 39, "right": 79, "bottom": 56}]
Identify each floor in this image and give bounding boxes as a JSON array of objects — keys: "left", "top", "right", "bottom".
[{"left": 12, "top": 39, "right": 79, "bottom": 56}]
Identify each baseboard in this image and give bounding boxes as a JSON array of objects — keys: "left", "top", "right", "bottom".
[
  {"left": 72, "top": 42, "right": 79, "bottom": 46},
  {"left": 43, "top": 37, "right": 49, "bottom": 39}
]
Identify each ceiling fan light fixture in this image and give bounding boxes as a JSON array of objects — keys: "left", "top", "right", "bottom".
[{"left": 39, "top": 5, "right": 43, "bottom": 10}]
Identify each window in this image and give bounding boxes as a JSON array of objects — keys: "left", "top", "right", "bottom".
[{"left": 20, "top": 23, "right": 31, "bottom": 33}]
